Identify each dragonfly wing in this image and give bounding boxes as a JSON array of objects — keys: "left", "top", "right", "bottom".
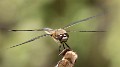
[
  {"left": 62, "top": 13, "right": 104, "bottom": 29},
  {"left": 10, "top": 34, "right": 50, "bottom": 48},
  {"left": 9, "top": 28, "right": 53, "bottom": 32},
  {"left": 66, "top": 30, "right": 106, "bottom": 32}
]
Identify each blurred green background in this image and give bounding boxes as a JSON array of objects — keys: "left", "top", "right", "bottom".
[{"left": 0, "top": 0, "right": 119, "bottom": 67}]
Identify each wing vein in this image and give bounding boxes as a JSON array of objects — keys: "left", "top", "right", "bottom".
[
  {"left": 10, "top": 34, "right": 50, "bottom": 48},
  {"left": 63, "top": 13, "right": 104, "bottom": 29}
]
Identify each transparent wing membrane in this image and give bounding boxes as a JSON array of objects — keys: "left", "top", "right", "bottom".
[
  {"left": 62, "top": 13, "right": 104, "bottom": 29},
  {"left": 9, "top": 29, "right": 44, "bottom": 32},
  {"left": 9, "top": 30, "right": 41, "bottom": 31},
  {"left": 9, "top": 28, "right": 53, "bottom": 32},
  {"left": 67, "top": 30, "right": 106, "bottom": 32},
  {"left": 10, "top": 34, "right": 50, "bottom": 48}
]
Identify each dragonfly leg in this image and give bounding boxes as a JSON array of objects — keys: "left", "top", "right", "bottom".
[
  {"left": 62, "top": 43, "right": 65, "bottom": 49},
  {"left": 64, "top": 42, "right": 71, "bottom": 49}
]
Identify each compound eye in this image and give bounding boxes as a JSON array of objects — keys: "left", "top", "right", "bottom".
[
  {"left": 58, "top": 34, "right": 63, "bottom": 39},
  {"left": 64, "top": 33, "right": 69, "bottom": 37},
  {"left": 63, "top": 34, "right": 67, "bottom": 37},
  {"left": 60, "top": 34, "right": 63, "bottom": 36}
]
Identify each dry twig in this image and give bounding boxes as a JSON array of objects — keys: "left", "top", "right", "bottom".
[{"left": 55, "top": 49, "right": 78, "bottom": 67}]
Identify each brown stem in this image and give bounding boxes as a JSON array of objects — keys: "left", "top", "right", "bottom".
[{"left": 55, "top": 49, "right": 78, "bottom": 67}]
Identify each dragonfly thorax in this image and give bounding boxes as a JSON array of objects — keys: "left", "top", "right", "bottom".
[{"left": 51, "top": 28, "right": 69, "bottom": 43}]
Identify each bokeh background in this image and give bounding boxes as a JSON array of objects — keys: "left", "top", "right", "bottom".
[{"left": 0, "top": 0, "right": 119, "bottom": 67}]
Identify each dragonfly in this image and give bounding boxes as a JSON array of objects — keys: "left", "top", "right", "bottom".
[{"left": 9, "top": 13, "right": 105, "bottom": 51}]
